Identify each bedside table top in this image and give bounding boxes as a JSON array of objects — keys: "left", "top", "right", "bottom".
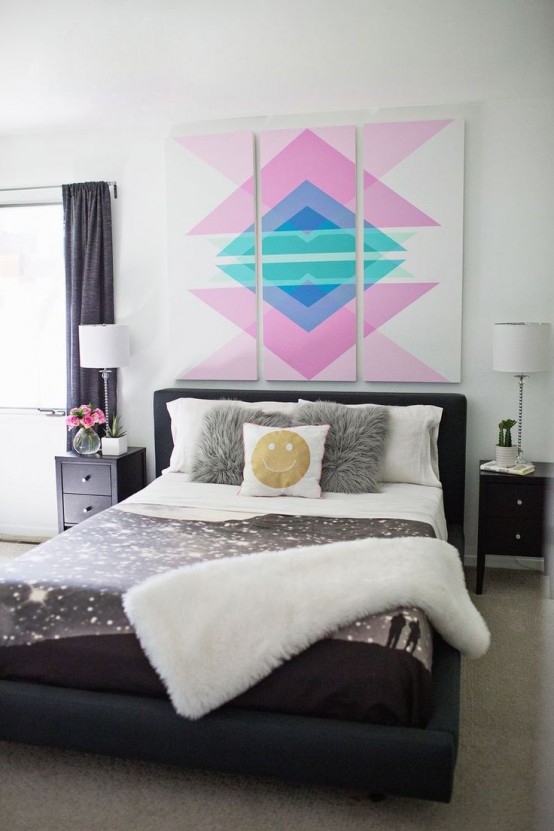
[
  {"left": 479, "top": 460, "right": 554, "bottom": 483},
  {"left": 56, "top": 447, "right": 145, "bottom": 463}
]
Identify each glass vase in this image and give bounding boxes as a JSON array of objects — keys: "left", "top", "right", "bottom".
[{"left": 73, "top": 427, "right": 101, "bottom": 455}]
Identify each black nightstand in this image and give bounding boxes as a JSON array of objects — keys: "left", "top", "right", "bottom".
[
  {"left": 476, "top": 461, "right": 553, "bottom": 594},
  {"left": 55, "top": 447, "right": 147, "bottom": 532}
]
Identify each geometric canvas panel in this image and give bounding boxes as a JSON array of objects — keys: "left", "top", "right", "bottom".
[
  {"left": 259, "top": 126, "right": 357, "bottom": 380},
  {"left": 166, "top": 132, "right": 257, "bottom": 380},
  {"left": 363, "top": 119, "right": 464, "bottom": 382}
]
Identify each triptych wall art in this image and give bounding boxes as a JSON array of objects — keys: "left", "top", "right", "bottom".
[{"left": 167, "top": 118, "right": 464, "bottom": 383}]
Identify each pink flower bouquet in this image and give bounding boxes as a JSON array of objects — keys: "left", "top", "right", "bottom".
[{"left": 66, "top": 404, "right": 106, "bottom": 430}]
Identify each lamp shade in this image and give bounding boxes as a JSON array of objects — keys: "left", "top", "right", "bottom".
[
  {"left": 79, "top": 324, "right": 130, "bottom": 369},
  {"left": 493, "top": 322, "right": 551, "bottom": 373}
]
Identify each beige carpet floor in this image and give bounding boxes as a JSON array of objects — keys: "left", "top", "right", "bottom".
[{"left": 0, "top": 542, "right": 552, "bottom": 830}]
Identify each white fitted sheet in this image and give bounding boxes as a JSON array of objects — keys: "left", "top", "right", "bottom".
[{"left": 121, "top": 473, "right": 448, "bottom": 541}]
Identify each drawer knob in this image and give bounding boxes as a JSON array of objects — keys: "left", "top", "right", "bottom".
[
  {"left": 82, "top": 475, "right": 91, "bottom": 483},
  {"left": 83, "top": 506, "right": 93, "bottom": 514},
  {"left": 516, "top": 499, "right": 523, "bottom": 506},
  {"left": 515, "top": 533, "right": 521, "bottom": 540}
]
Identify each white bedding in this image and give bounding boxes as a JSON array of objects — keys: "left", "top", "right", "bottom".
[
  {"left": 125, "top": 535, "right": 489, "bottom": 719},
  {"left": 120, "top": 471, "right": 486, "bottom": 721},
  {"left": 121, "top": 473, "right": 448, "bottom": 541}
]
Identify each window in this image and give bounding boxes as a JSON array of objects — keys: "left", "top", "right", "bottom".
[{"left": 0, "top": 203, "right": 66, "bottom": 408}]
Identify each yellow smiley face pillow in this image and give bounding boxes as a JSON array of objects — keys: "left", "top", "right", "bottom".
[{"left": 240, "top": 423, "right": 330, "bottom": 498}]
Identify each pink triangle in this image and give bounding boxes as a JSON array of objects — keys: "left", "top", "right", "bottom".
[
  {"left": 313, "top": 344, "right": 356, "bottom": 381},
  {"left": 364, "top": 330, "right": 447, "bottom": 382},
  {"left": 364, "top": 120, "right": 452, "bottom": 178},
  {"left": 259, "top": 128, "right": 302, "bottom": 167},
  {"left": 262, "top": 349, "right": 307, "bottom": 381},
  {"left": 364, "top": 282, "right": 437, "bottom": 330},
  {"left": 260, "top": 126, "right": 355, "bottom": 168},
  {"left": 316, "top": 125, "right": 356, "bottom": 163},
  {"left": 189, "top": 186, "right": 255, "bottom": 235},
  {"left": 175, "top": 132, "right": 254, "bottom": 185},
  {"left": 263, "top": 303, "right": 356, "bottom": 380},
  {"left": 260, "top": 128, "right": 356, "bottom": 210},
  {"left": 179, "top": 331, "right": 257, "bottom": 381},
  {"left": 190, "top": 287, "right": 257, "bottom": 331},
  {"left": 364, "top": 177, "right": 438, "bottom": 228}
]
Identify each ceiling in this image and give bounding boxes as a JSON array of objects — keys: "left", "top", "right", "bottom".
[{"left": 0, "top": 0, "right": 552, "bottom": 136}]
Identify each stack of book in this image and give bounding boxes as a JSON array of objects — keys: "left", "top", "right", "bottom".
[{"left": 480, "top": 460, "right": 535, "bottom": 475}]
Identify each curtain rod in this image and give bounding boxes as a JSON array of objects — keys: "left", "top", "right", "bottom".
[{"left": 0, "top": 181, "right": 118, "bottom": 198}]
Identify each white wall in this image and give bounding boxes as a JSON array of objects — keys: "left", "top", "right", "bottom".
[
  {"left": 0, "top": 2, "right": 552, "bottom": 548},
  {"left": 0, "top": 412, "right": 66, "bottom": 537},
  {"left": 0, "top": 127, "right": 168, "bottom": 536}
]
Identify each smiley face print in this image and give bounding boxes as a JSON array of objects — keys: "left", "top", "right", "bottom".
[{"left": 250, "top": 429, "right": 311, "bottom": 489}]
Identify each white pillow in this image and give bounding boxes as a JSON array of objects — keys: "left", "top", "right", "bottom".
[
  {"left": 166, "top": 398, "right": 298, "bottom": 473},
  {"left": 375, "top": 404, "right": 442, "bottom": 487},
  {"left": 240, "top": 423, "right": 329, "bottom": 498},
  {"left": 298, "top": 400, "right": 442, "bottom": 487}
]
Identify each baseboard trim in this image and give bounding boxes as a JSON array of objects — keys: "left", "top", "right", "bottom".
[
  {"left": 464, "top": 553, "right": 544, "bottom": 572},
  {"left": 0, "top": 527, "right": 54, "bottom": 543}
]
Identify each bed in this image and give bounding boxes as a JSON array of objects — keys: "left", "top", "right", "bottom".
[{"left": 0, "top": 388, "right": 471, "bottom": 802}]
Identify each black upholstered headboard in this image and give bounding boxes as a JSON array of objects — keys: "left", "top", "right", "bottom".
[{"left": 153, "top": 389, "right": 467, "bottom": 528}]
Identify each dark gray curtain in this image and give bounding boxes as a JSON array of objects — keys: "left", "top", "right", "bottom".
[{"left": 63, "top": 182, "right": 115, "bottom": 439}]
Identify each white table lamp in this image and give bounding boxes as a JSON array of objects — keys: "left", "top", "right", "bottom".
[
  {"left": 79, "top": 324, "right": 130, "bottom": 426},
  {"left": 493, "top": 322, "right": 551, "bottom": 462}
]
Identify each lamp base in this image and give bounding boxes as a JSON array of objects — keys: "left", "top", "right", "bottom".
[{"left": 99, "top": 368, "right": 112, "bottom": 426}]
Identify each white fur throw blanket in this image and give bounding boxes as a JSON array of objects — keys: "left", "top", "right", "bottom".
[{"left": 123, "top": 537, "right": 490, "bottom": 720}]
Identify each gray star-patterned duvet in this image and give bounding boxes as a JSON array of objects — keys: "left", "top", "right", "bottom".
[{"left": 0, "top": 502, "right": 435, "bottom": 727}]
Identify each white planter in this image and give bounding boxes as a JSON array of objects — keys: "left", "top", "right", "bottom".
[
  {"left": 101, "top": 436, "right": 128, "bottom": 456},
  {"left": 495, "top": 445, "right": 518, "bottom": 467}
]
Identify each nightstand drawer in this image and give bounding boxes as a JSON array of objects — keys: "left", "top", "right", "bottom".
[
  {"left": 486, "top": 484, "right": 542, "bottom": 519},
  {"left": 63, "top": 494, "right": 112, "bottom": 524},
  {"left": 61, "top": 463, "right": 111, "bottom": 495},
  {"left": 484, "top": 519, "right": 543, "bottom": 556},
  {"left": 56, "top": 448, "right": 147, "bottom": 533}
]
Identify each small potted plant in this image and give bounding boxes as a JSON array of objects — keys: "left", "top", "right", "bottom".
[
  {"left": 496, "top": 418, "right": 518, "bottom": 467},
  {"left": 101, "top": 414, "right": 128, "bottom": 456}
]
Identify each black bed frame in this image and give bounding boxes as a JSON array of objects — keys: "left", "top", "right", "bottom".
[{"left": 0, "top": 389, "right": 467, "bottom": 803}]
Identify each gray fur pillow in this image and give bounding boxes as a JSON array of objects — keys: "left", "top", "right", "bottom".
[
  {"left": 294, "top": 400, "right": 389, "bottom": 493},
  {"left": 190, "top": 405, "right": 291, "bottom": 485}
]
